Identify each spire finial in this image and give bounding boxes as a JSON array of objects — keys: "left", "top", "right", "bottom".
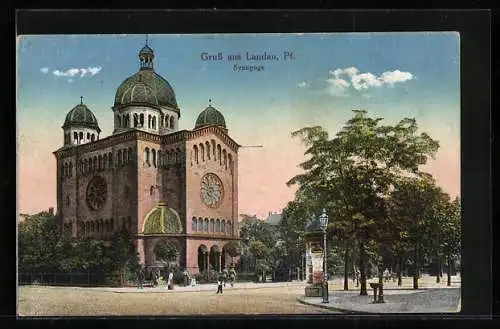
[
  {"left": 209, "top": 99, "right": 212, "bottom": 106},
  {"left": 145, "top": 34, "right": 149, "bottom": 46},
  {"left": 80, "top": 96, "right": 83, "bottom": 105}
]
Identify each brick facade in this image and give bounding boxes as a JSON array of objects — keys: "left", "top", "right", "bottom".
[{"left": 54, "top": 127, "right": 240, "bottom": 274}]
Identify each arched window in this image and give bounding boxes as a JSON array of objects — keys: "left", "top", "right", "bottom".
[
  {"left": 128, "top": 147, "right": 133, "bottom": 163},
  {"left": 84, "top": 159, "right": 88, "bottom": 173},
  {"left": 227, "top": 220, "right": 232, "bottom": 234},
  {"left": 204, "top": 218, "right": 209, "bottom": 232},
  {"left": 70, "top": 162, "right": 73, "bottom": 176},
  {"left": 108, "top": 152, "right": 113, "bottom": 167},
  {"left": 117, "top": 150, "right": 122, "bottom": 165},
  {"left": 169, "top": 116, "right": 174, "bottom": 129},
  {"left": 152, "top": 116, "right": 156, "bottom": 130},
  {"left": 79, "top": 132, "right": 83, "bottom": 143},
  {"left": 148, "top": 114, "right": 152, "bottom": 128},
  {"left": 223, "top": 149, "right": 227, "bottom": 169},
  {"left": 197, "top": 217, "right": 203, "bottom": 232},
  {"left": 150, "top": 186, "right": 155, "bottom": 196},
  {"left": 66, "top": 194, "right": 70, "bottom": 206},
  {"left": 206, "top": 141, "right": 211, "bottom": 160},
  {"left": 103, "top": 154, "right": 107, "bottom": 170},
  {"left": 134, "top": 113, "right": 139, "bottom": 127},
  {"left": 117, "top": 115, "right": 122, "bottom": 127},
  {"left": 91, "top": 134, "right": 95, "bottom": 142},
  {"left": 73, "top": 132, "right": 78, "bottom": 144},
  {"left": 192, "top": 217, "right": 197, "bottom": 232},
  {"left": 152, "top": 149, "right": 156, "bottom": 167},
  {"left": 217, "top": 144, "right": 222, "bottom": 165},
  {"left": 211, "top": 140, "right": 216, "bottom": 159},
  {"left": 160, "top": 113, "right": 164, "bottom": 127},
  {"left": 98, "top": 155, "right": 102, "bottom": 170},
  {"left": 158, "top": 150, "right": 162, "bottom": 167},
  {"left": 216, "top": 219, "right": 221, "bottom": 232},
  {"left": 145, "top": 147, "right": 150, "bottom": 165},
  {"left": 209, "top": 219, "right": 215, "bottom": 232},
  {"left": 176, "top": 148, "right": 182, "bottom": 164},
  {"left": 139, "top": 113, "right": 144, "bottom": 127},
  {"left": 165, "top": 150, "right": 170, "bottom": 166},
  {"left": 93, "top": 157, "right": 97, "bottom": 171},
  {"left": 200, "top": 143, "right": 205, "bottom": 162},
  {"left": 123, "top": 149, "right": 128, "bottom": 165},
  {"left": 221, "top": 220, "right": 226, "bottom": 234},
  {"left": 96, "top": 221, "right": 100, "bottom": 233},
  {"left": 194, "top": 145, "right": 199, "bottom": 164},
  {"left": 87, "top": 132, "right": 91, "bottom": 140}
]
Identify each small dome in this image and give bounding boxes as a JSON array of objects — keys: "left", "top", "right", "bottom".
[
  {"left": 195, "top": 105, "right": 227, "bottom": 129},
  {"left": 139, "top": 44, "right": 154, "bottom": 55},
  {"left": 143, "top": 203, "right": 183, "bottom": 234},
  {"left": 114, "top": 70, "right": 178, "bottom": 109},
  {"left": 63, "top": 102, "right": 101, "bottom": 132}
]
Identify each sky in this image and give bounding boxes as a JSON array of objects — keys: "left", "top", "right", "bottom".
[{"left": 17, "top": 33, "right": 460, "bottom": 219}]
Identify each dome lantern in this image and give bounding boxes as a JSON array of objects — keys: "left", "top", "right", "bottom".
[{"left": 139, "top": 35, "right": 154, "bottom": 70}]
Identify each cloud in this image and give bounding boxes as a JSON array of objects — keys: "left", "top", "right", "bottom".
[
  {"left": 325, "top": 66, "right": 414, "bottom": 96},
  {"left": 40, "top": 67, "right": 49, "bottom": 74},
  {"left": 378, "top": 70, "right": 414, "bottom": 85},
  {"left": 351, "top": 72, "right": 383, "bottom": 90},
  {"left": 52, "top": 66, "right": 103, "bottom": 79},
  {"left": 296, "top": 81, "right": 310, "bottom": 88},
  {"left": 326, "top": 78, "right": 350, "bottom": 96}
]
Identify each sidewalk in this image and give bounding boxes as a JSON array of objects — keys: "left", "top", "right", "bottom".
[
  {"left": 297, "top": 275, "right": 461, "bottom": 313},
  {"left": 69, "top": 280, "right": 308, "bottom": 293}
]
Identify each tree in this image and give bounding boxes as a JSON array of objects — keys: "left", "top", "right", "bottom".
[
  {"left": 18, "top": 211, "right": 61, "bottom": 273},
  {"left": 287, "top": 110, "right": 440, "bottom": 296},
  {"left": 223, "top": 240, "right": 241, "bottom": 264},
  {"left": 441, "top": 196, "right": 461, "bottom": 286}
]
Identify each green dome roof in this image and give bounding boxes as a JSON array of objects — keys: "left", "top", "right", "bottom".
[
  {"left": 114, "top": 70, "right": 178, "bottom": 109},
  {"left": 195, "top": 105, "right": 227, "bottom": 129},
  {"left": 63, "top": 103, "right": 101, "bottom": 132},
  {"left": 143, "top": 203, "right": 183, "bottom": 234}
]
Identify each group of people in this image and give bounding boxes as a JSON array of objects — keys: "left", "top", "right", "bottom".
[{"left": 216, "top": 267, "right": 237, "bottom": 294}]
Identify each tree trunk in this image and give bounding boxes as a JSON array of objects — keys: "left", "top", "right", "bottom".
[
  {"left": 359, "top": 243, "right": 368, "bottom": 296},
  {"left": 447, "top": 255, "right": 452, "bottom": 286},
  {"left": 413, "top": 243, "right": 419, "bottom": 289},
  {"left": 397, "top": 257, "right": 403, "bottom": 286},
  {"left": 343, "top": 246, "right": 349, "bottom": 290},
  {"left": 436, "top": 255, "right": 441, "bottom": 283},
  {"left": 377, "top": 264, "right": 385, "bottom": 303}
]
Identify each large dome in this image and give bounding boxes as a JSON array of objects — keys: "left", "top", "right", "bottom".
[
  {"left": 195, "top": 105, "right": 227, "bottom": 129},
  {"left": 113, "top": 43, "right": 178, "bottom": 111},
  {"left": 114, "top": 70, "right": 178, "bottom": 110},
  {"left": 63, "top": 102, "right": 101, "bottom": 132}
]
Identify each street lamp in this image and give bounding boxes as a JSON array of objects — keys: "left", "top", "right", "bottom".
[{"left": 318, "top": 208, "right": 329, "bottom": 303}]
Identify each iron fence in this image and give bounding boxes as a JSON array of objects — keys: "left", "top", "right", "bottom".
[{"left": 18, "top": 272, "right": 125, "bottom": 287}]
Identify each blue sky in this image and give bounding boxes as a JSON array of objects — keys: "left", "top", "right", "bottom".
[{"left": 17, "top": 33, "right": 460, "bottom": 216}]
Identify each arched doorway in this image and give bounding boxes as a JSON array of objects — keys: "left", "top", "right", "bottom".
[
  {"left": 210, "top": 245, "right": 222, "bottom": 273},
  {"left": 197, "top": 245, "right": 208, "bottom": 273}
]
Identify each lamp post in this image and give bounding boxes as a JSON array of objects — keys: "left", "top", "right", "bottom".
[{"left": 318, "top": 208, "right": 329, "bottom": 303}]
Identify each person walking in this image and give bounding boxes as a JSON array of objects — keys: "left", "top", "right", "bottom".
[
  {"left": 229, "top": 268, "right": 236, "bottom": 287},
  {"left": 136, "top": 267, "right": 144, "bottom": 289},
  {"left": 167, "top": 271, "right": 174, "bottom": 290},
  {"left": 216, "top": 275, "right": 223, "bottom": 294}
]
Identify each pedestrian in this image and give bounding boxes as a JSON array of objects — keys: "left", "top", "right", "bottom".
[
  {"left": 229, "top": 268, "right": 236, "bottom": 287},
  {"left": 222, "top": 270, "right": 228, "bottom": 287},
  {"left": 216, "top": 276, "right": 223, "bottom": 294},
  {"left": 136, "top": 267, "right": 144, "bottom": 289},
  {"left": 152, "top": 270, "right": 158, "bottom": 287},
  {"left": 168, "top": 271, "right": 174, "bottom": 290}
]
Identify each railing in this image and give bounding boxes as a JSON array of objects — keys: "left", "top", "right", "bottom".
[{"left": 18, "top": 272, "right": 126, "bottom": 287}]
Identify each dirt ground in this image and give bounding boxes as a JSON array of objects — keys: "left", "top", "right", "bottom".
[{"left": 17, "top": 285, "right": 333, "bottom": 316}]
